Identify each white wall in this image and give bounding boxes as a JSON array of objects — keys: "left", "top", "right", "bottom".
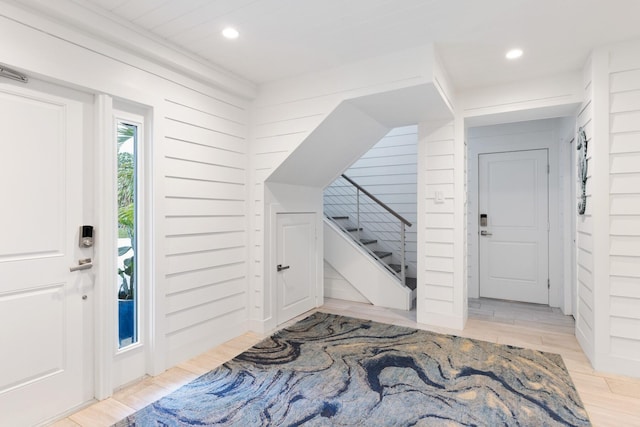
[
  {"left": 577, "top": 41, "right": 640, "bottom": 378},
  {"left": 417, "top": 119, "right": 466, "bottom": 329},
  {"left": 466, "top": 118, "right": 574, "bottom": 310},
  {"left": 575, "top": 58, "right": 596, "bottom": 359},
  {"left": 162, "top": 93, "right": 249, "bottom": 367},
  {"left": 324, "top": 261, "right": 369, "bottom": 303},
  {"left": 416, "top": 73, "right": 582, "bottom": 332},
  {"left": 455, "top": 71, "right": 584, "bottom": 333},
  {"left": 11, "top": 0, "right": 640, "bottom": 387},
  {"left": 462, "top": 73, "right": 583, "bottom": 126},
  {"left": 0, "top": 2, "right": 253, "bottom": 389},
  {"left": 608, "top": 45, "right": 640, "bottom": 370},
  {"left": 249, "top": 45, "right": 453, "bottom": 329}
]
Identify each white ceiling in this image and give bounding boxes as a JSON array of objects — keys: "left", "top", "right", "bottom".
[{"left": 28, "top": 0, "right": 640, "bottom": 89}]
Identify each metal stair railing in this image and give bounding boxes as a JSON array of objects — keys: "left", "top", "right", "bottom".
[{"left": 324, "top": 174, "right": 412, "bottom": 285}]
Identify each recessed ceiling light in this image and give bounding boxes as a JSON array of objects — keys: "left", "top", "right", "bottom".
[
  {"left": 506, "top": 48, "right": 523, "bottom": 60},
  {"left": 222, "top": 27, "right": 239, "bottom": 40}
]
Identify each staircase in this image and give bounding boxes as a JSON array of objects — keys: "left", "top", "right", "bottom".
[{"left": 324, "top": 174, "right": 417, "bottom": 310}]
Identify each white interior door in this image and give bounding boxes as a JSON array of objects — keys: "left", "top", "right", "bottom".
[
  {"left": 276, "top": 213, "right": 316, "bottom": 324},
  {"left": 0, "top": 82, "right": 93, "bottom": 425},
  {"left": 479, "top": 149, "right": 549, "bottom": 304}
]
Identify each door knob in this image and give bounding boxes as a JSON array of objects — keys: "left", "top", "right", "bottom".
[
  {"left": 277, "top": 264, "right": 290, "bottom": 272},
  {"left": 480, "top": 230, "right": 493, "bottom": 236}
]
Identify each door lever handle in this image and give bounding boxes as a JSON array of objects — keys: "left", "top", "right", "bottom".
[
  {"left": 277, "top": 264, "right": 290, "bottom": 272},
  {"left": 70, "top": 258, "right": 93, "bottom": 272},
  {"left": 480, "top": 230, "right": 493, "bottom": 236}
]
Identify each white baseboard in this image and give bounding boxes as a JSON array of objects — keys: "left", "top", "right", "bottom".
[
  {"left": 248, "top": 317, "right": 278, "bottom": 335},
  {"left": 575, "top": 326, "right": 594, "bottom": 366},
  {"left": 594, "top": 353, "right": 640, "bottom": 379}
]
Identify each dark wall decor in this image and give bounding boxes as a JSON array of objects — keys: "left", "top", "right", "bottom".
[{"left": 577, "top": 127, "right": 589, "bottom": 215}]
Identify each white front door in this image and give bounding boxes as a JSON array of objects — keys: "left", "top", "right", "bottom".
[
  {"left": 479, "top": 149, "right": 549, "bottom": 304},
  {"left": 0, "top": 82, "right": 93, "bottom": 425},
  {"left": 276, "top": 213, "right": 316, "bottom": 324}
]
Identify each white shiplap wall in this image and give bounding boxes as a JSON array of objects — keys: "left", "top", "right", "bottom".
[
  {"left": 250, "top": 100, "right": 331, "bottom": 328},
  {"left": 162, "top": 95, "right": 249, "bottom": 366},
  {"left": 0, "top": 3, "right": 253, "bottom": 374},
  {"left": 607, "top": 47, "right": 640, "bottom": 367},
  {"left": 338, "top": 125, "right": 418, "bottom": 267},
  {"left": 417, "top": 120, "right": 461, "bottom": 328},
  {"left": 249, "top": 46, "right": 443, "bottom": 329},
  {"left": 575, "top": 59, "right": 596, "bottom": 357},
  {"left": 577, "top": 41, "right": 640, "bottom": 377}
]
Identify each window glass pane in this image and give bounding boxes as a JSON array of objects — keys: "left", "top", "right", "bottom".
[{"left": 117, "top": 122, "right": 138, "bottom": 349}]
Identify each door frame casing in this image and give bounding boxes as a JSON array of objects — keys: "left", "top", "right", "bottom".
[
  {"left": 260, "top": 183, "right": 324, "bottom": 333},
  {"left": 111, "top": 105, "right": 152, "bottom": 388},
  {"left": 94, "top": 95, "right": 156, "bottom": 398},
  {"left": 467, "top": 119, "right": 573, "bottom": 312},
  {"left": 94, "top": 94, "right": 116, "bottom": 400}
]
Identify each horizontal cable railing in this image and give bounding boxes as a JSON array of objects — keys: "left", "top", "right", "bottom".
[{"left": 324, "top": 174, "right": 412, "bottom": 285}]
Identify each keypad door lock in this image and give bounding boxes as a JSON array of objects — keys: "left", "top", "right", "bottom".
[{"left": 80, "top": 225, "right": 94, "bottom": 248}]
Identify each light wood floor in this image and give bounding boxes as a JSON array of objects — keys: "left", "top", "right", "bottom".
[{"left": 53, "top": 298, "right": 640, "bottom": 427}]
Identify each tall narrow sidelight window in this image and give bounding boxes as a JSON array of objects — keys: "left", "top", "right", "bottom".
[{"left": 117, "top": 120, "right": 139, "bottom": 349}]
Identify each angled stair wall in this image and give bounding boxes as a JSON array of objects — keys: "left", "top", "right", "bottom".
[
  {"left": 324, "top": 219, "right": 413, "bottom": 310},
  {"left": 326, "top": 215, "right": 416, "bottom": 287}
]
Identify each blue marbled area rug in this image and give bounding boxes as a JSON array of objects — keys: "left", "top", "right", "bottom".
[{"left": 114, "top": 312, "right": 590, "bottom": 426}]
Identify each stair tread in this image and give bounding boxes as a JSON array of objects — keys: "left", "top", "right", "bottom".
[
  {"left": 374, "top": 251, "right": 392, "bottom": 258},
  {"left": 388, "top": 263, "right": 408, "bottom": 273},
  {"left": 328, "top": 211, "right": 416, "bottom": 293}
]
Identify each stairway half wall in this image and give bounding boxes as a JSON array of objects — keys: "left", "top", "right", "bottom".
[{"left": 324, "top": 219, "right": 412, "bottom": 310}]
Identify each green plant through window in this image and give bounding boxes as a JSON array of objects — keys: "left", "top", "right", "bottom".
[{"left": 117, "top": 121, "right": 138, "bottom": 348}]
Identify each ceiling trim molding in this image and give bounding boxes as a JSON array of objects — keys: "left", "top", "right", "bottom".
[{"left": 7, "top": 0, "right": 257, "bottom": 99}]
